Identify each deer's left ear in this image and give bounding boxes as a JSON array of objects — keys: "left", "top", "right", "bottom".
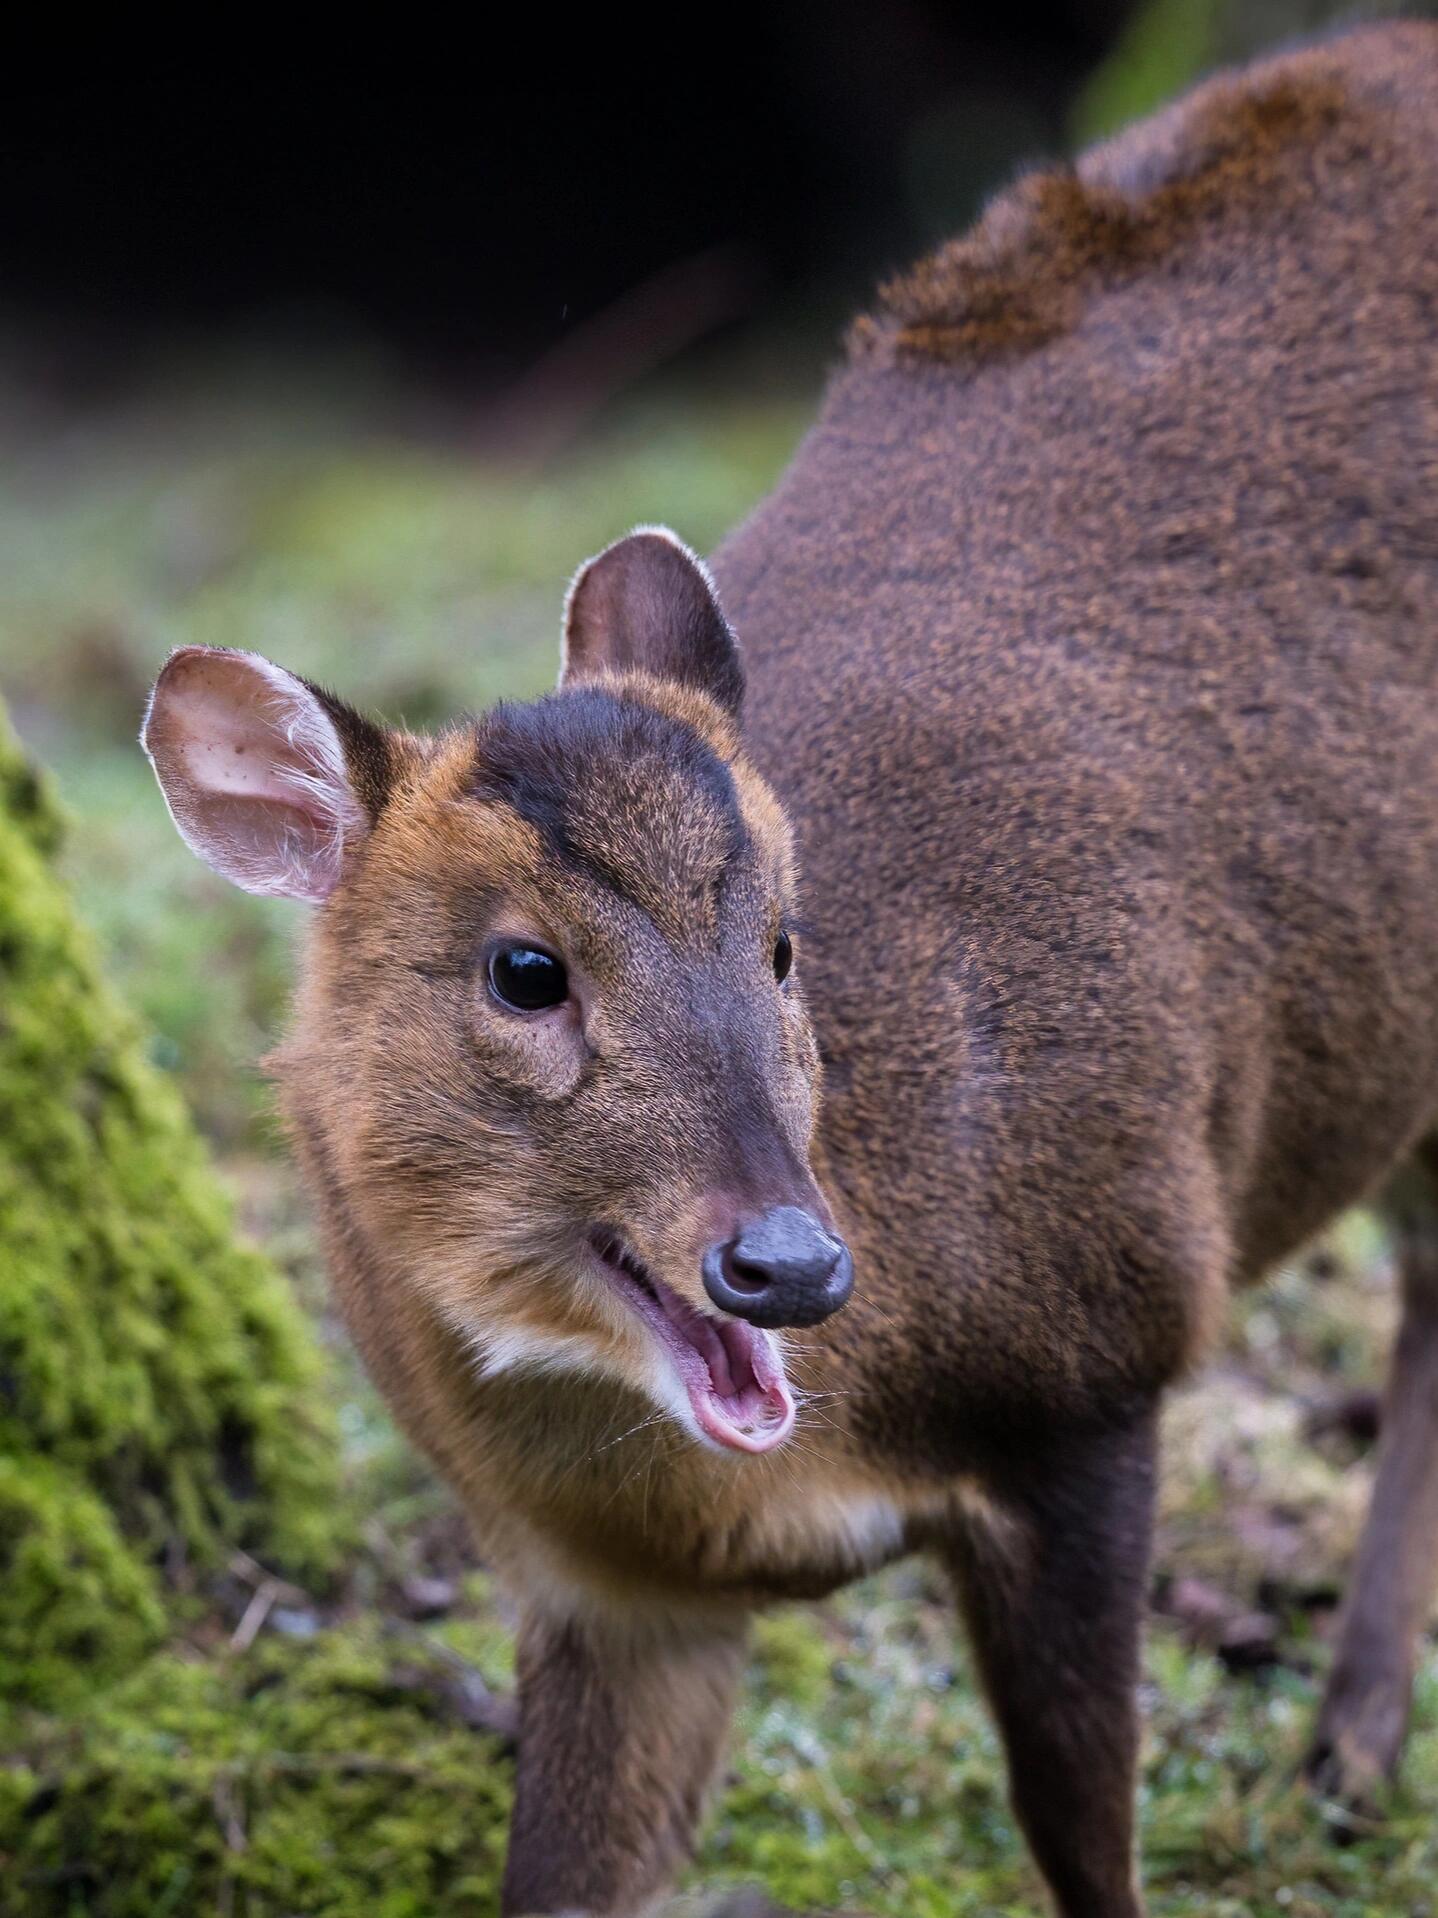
[
  {"left": 142, "top": 646, "right": 400, "bottom": 904},
  {"left": 561, "top": 526, "right": 744, "bottom": 719}
]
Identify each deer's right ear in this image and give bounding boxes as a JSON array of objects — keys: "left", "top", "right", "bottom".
[
  {"left": 561, "top": 526, "right": 744, "bottom": 718},
  {"left": 141, "top": 647, "right": 390, "bottom": 904}
]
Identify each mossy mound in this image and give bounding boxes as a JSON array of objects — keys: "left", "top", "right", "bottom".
[
  {"left": 0, "top": 699, "right": 343, "bottom": 1711},
  {"left": 0, "top": 1620, "right": 512, "bottom": 1918},
  {"left": 0, "top": 1457, "right": 167, "bottom": 1711}
]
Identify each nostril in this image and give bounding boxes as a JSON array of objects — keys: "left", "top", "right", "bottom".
[{"left": 722, "top": 1245, "right": 774, "bottom": 1296}]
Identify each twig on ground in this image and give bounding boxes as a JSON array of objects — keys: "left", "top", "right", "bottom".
[{"left": 381, "top": 1617, "right": 521, "bottom": 1748}]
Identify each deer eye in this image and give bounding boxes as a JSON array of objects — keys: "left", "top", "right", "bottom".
[
  {"left": 773, "top": 929, "right": 793, "bottom": 983},
  {"left": 488, "top": 944, "right": 569, "bottom": 1012}
]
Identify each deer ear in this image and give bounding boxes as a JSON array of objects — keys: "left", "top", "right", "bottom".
[
  {"left": 141, "top": 647, "right": 392, "bottom": 904},
  {"left": 561, "top": 526, "right": 744, "bottom": 718}
]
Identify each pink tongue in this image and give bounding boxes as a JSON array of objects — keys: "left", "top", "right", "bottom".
[
  {"left": 686, "top": 1312, "right": 739, "bottom": 1396},
  {"left": 655, "top": 1288, "right": 795, "bottom": 1454}
]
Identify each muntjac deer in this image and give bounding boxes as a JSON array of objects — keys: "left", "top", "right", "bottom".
[{"left": 144, "top": 23, "right": 1438, "bottom": 1916}]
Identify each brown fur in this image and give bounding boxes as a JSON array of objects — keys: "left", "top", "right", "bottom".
[
  {"left": 850, "top": 67, "right": 1352, "bottom": 369},
  {"left": 145, "top": 24, "right": 1438, "bottom": 1917}
]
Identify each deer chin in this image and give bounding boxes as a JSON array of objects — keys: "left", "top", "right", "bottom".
[{"left": 588, "top": 1232, "right": 796, "bottom": 1454}]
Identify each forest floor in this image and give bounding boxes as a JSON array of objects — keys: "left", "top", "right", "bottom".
[{"left": 3, "top": 356, "right": 1436, "bottom": 1916}]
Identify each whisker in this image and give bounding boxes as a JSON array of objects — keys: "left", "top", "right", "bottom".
[{"left": 591, "top": 1409, "right": 669, "bottom": 1457}]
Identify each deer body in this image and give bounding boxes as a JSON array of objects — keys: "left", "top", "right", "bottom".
[
  {"left": 144, "top": 25, "right": 1438, "bottom": 1917},
  {"left": 727, "top": 21, "right": 1438, "bottom": 1448}
]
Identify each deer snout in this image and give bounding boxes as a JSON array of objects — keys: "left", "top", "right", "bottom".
[{"left": 701, "top": 1206, "right": 854, "bottom": 1329}]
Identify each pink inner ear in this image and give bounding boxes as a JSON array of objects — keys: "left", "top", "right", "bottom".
[{"left": 143, "top": 648, "right": 366, "bottom": 904}]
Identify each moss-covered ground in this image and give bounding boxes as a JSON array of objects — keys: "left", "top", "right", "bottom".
[
  {"left": 3, "top": 355, "right": 1437, "bottom": 1915},
  {"left": 0, "top": 692, "right": 344, "bottom": 1728}
]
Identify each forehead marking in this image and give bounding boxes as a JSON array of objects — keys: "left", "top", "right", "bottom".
[{"left": 468, "top": 688, "right": 749, "bottom": 941}]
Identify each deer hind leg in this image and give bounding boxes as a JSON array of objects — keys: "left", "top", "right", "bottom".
[{"left": 1307, "top": 1146, "right": 1438, "bottom": 1802}]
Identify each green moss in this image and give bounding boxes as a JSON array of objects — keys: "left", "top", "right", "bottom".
[
  {"left": 750, "top": 1608, "right": 836, "bottom": 1714},
  {"left": 693, "top": 1574, "right": 1438, "bottom": 1918},
  {"left": 0, "top": 700, "right": 344, "bottom": 1712},
  {"left": 0, "top": 1457, "right": 166, "bottom": 1711},
  {"left": 0, "top": 1621, "right": 512, "bottom": 1918}
]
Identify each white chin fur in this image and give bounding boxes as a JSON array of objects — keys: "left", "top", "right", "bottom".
[
  {"left": 459, "top": 1310, "right": 714, "bottom": 1450},
  {"left": 470, "top": 1325, "right": 617, "bottom": 1384}
]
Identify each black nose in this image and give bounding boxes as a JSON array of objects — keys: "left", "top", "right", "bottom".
[{"left": 702, "top": 1206, "right": 854, "bottom": 1329}]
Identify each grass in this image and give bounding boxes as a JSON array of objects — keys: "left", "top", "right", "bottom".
[{"left": 2, "top": 362, "right": 1436, "bottom": 1914}]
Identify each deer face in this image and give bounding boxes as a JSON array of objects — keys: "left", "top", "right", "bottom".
[{"left": 142, "top": 529, "right": 851, "bottom": 1456}]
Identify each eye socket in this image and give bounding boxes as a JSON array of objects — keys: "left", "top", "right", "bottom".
[
  {"left": 773, "top": 928, "right": 793, "bottom": 984},
  {"left": 487, "top": 943, "right": 569, "bottom": 1013}
]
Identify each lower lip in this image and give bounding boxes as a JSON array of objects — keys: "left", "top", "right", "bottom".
[{"left": 590, "top": 1245, "right": 797, "bottom": 1454}]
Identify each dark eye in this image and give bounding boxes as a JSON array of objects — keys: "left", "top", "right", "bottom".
[
  {"left": 773, "top": 929, "right": 793, "bottom": 983},
  {"left": 488, "top": 944, "right": 569, "bottom": 1012}
]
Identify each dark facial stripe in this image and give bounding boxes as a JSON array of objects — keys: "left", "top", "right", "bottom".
[{"left": 469, "top": 687, "right": 748, "bottom": 931}]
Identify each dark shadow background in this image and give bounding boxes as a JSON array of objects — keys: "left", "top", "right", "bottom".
[
  {"left": 7, "top": 1, "right": 1427, "bottom": 433},
  {"left": 1, "top": 5, "right": 1140, "bottom": 398}
]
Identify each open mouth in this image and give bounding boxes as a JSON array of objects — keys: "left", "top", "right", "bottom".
[{"left": 588, "top": 1232, "right": 796, "bottom": 1454}]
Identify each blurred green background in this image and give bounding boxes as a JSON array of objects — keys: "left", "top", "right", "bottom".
[{"left": 4, "top": 3, "right": 1438, "bottom": 1913}]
